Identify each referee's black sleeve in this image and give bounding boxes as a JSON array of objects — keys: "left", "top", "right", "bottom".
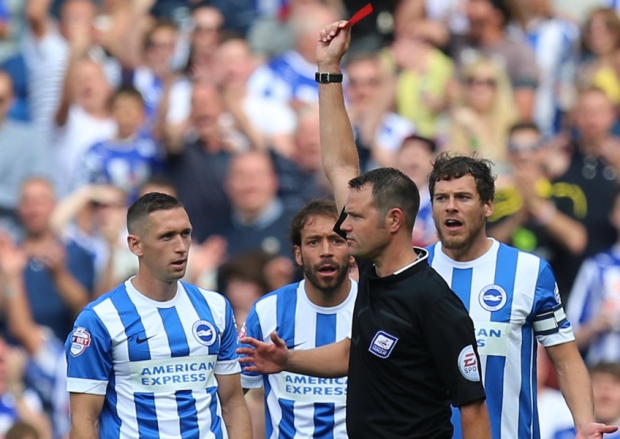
[{"left": 421, "top": 276, "right": 487, "bottom": 407}]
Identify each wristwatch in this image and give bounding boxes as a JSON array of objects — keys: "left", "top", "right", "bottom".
[{"left": 315, "top": 72, "right": 343, "bottom": 84}]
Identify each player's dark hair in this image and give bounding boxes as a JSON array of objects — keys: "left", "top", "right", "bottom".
[
  {"left": 290, "top": 198, "right": 340, "bottom": 247},
  {"left": 429, "top": 153, "right": 496, "bottom": 204},
  {"left": 127, "top": 192, "right": 183, "bottom": 235},
  {"left": 348, "top": 168, "right": 420, "bottom": 231}
]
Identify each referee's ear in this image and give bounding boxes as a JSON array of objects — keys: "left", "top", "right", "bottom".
[{"left": 386, "top": 208, "right": 405, "bottom": 233}]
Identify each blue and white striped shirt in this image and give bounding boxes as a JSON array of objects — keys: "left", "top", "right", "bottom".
[
  {"left": 241, "top": 280, "right": 357, "bottom": 439},
  {"left": 428, "top": 239, "right": 574, "bottom": 439},
  {"left": 65, "top": 280, "right": 240, "bottom": 439}
]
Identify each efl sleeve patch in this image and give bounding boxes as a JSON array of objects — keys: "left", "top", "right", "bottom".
[{"left": 458, "top": 345, "right": 480, "bottom": 382}]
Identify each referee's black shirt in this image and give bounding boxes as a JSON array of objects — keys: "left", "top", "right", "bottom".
[{"left": 345, "top": 248, "right": 486, "bottom": 439}]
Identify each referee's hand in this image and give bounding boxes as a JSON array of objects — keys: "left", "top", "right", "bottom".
[
  {"left": 576, "top": 422, "right": 618, "bottom": 439},
  {"left": 317, "top": 20, "right": 351, "bottom": 72},
  {"left": 237, "top": 332, "right": 289, "bottom": 375}
]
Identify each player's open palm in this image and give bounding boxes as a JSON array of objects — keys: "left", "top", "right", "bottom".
[
  {"left": 316, "top": 21, "right": 351, "bottom": 68},
  {"left": 576, "top": 423, "right": 618, "bottom": 438},
  {"left": 237, "top": 332, "right": 289, "bottom": 374}
]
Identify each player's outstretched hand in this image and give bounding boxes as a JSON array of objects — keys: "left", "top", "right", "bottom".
[
  {"left": 237, "top": 332, "right": 289, "bottom": 375},
  {"left": 316, "top": 20, "right": 351, "bottom": 71},
  {"left": 576, "top": 423, "right": 618, "bottom": 439}
]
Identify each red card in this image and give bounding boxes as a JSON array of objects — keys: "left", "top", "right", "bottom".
[{"left": 346, "top": 3, "right": 373, "bottom": 28}]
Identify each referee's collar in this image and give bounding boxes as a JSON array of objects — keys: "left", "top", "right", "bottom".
[{"left": 367, "top": 247, "right": 429, "bottom": 281}]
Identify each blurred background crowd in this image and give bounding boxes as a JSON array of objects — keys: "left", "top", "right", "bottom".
[{"left": 2, "top": 0, "right": 620, "bottom": 438}]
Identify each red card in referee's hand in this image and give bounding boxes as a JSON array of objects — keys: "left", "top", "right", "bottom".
[{"left": 345, "top": 3, "right": 373, "bottom": 28}]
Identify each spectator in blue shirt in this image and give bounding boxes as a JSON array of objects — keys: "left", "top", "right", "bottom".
[{"left": 75, "top": 86, "right": 165, "bottom": 202}]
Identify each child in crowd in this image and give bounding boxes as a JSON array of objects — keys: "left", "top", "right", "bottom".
[{"left": 75, "top": 86, "right": 165, "bottom": 203}]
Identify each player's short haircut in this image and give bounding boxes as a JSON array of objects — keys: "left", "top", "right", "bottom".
[
  {"left": 290, "top": 198, "right": 340, "bottom": 247},
  {"left": 589, "top": 362, "right": 620, "bottom": 381},
  {"left": 127, "top": 192, "right": 183, "bottom": 235},
  {"left": 429, "top": 152, "right": 496, "bottom": 204},
  {"left": 349, "top": 168, "right": 420, "bottom": 232}
]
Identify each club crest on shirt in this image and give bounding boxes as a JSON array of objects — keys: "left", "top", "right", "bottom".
[
  {"left": 193, "top": 320, "right": 217, "bottom": 346},
  {"left": 70, "top": 327, "right": 91, "bottom": 357},
  {"left": 458, "top": 345, "right": 480, "bottom": 382},
  {"left": 368, "top": 331, "right": 398, "bottom": 358},
  {"left": 479, "top": 285, "right": 507, "bottom": 312}
]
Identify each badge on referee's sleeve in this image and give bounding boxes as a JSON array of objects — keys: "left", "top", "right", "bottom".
[{"left": 458, "top": 345, "right": 480, "bottom": 382}]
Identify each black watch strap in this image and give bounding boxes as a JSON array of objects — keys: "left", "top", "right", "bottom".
[{"left": 315, "top": 72, "right": 343, "bottom": 84}]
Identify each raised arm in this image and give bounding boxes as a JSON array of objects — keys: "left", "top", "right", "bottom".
[
  {"left": 317, "top": 21, "right": 359, "bottom": 211},
  {"left": 238, "top": 331, "right": 350, "bottom": 378},
  {"left": 55, "top": 20, "right": 92, "bottom": 127}
]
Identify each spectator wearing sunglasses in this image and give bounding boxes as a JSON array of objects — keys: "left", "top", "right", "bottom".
[{"left": 447, "top": 56, "right": 518, "bottom": 168}]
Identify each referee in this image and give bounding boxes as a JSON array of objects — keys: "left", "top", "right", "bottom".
[{"left": 237, "top": 20, "right": 491, "bottom": 439}]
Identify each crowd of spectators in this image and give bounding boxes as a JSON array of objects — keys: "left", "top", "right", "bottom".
[{"left": 1, "top": 0, "right": 620, "bottom": 438}]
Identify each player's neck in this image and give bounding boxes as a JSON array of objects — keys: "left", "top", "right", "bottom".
[
  {"left": 443, "top": 235, "right": 493, "bottom": 262},
  {"left": 304, "top": 277, "right": 351, "bottom": 308},
  {"left": 131, "top": 273, "right": 178, "bottom": 302},
  {"left": 373, "top": 241, "right": 418, "bottom": 277}
]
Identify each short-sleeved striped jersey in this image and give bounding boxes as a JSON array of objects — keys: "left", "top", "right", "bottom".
[
  {"left": 65, "top": 280, "right": 240, "bottom": 439},
  {"left": 427, "top": 239, "right": 574, "bottom": 439},
  {"left": 567, "top": 244, "right": 620, "bottom": 364},
  {"left": 240, "top": 280, "right": 357, "bottom": 439}
]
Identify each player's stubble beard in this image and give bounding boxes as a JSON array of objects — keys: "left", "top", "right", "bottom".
[
  {"left": 303, "top": 258, "right": 350, "bottom": 297},
  {"left": 436, "top": 211, "right": 487, "bottom": 252}
]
